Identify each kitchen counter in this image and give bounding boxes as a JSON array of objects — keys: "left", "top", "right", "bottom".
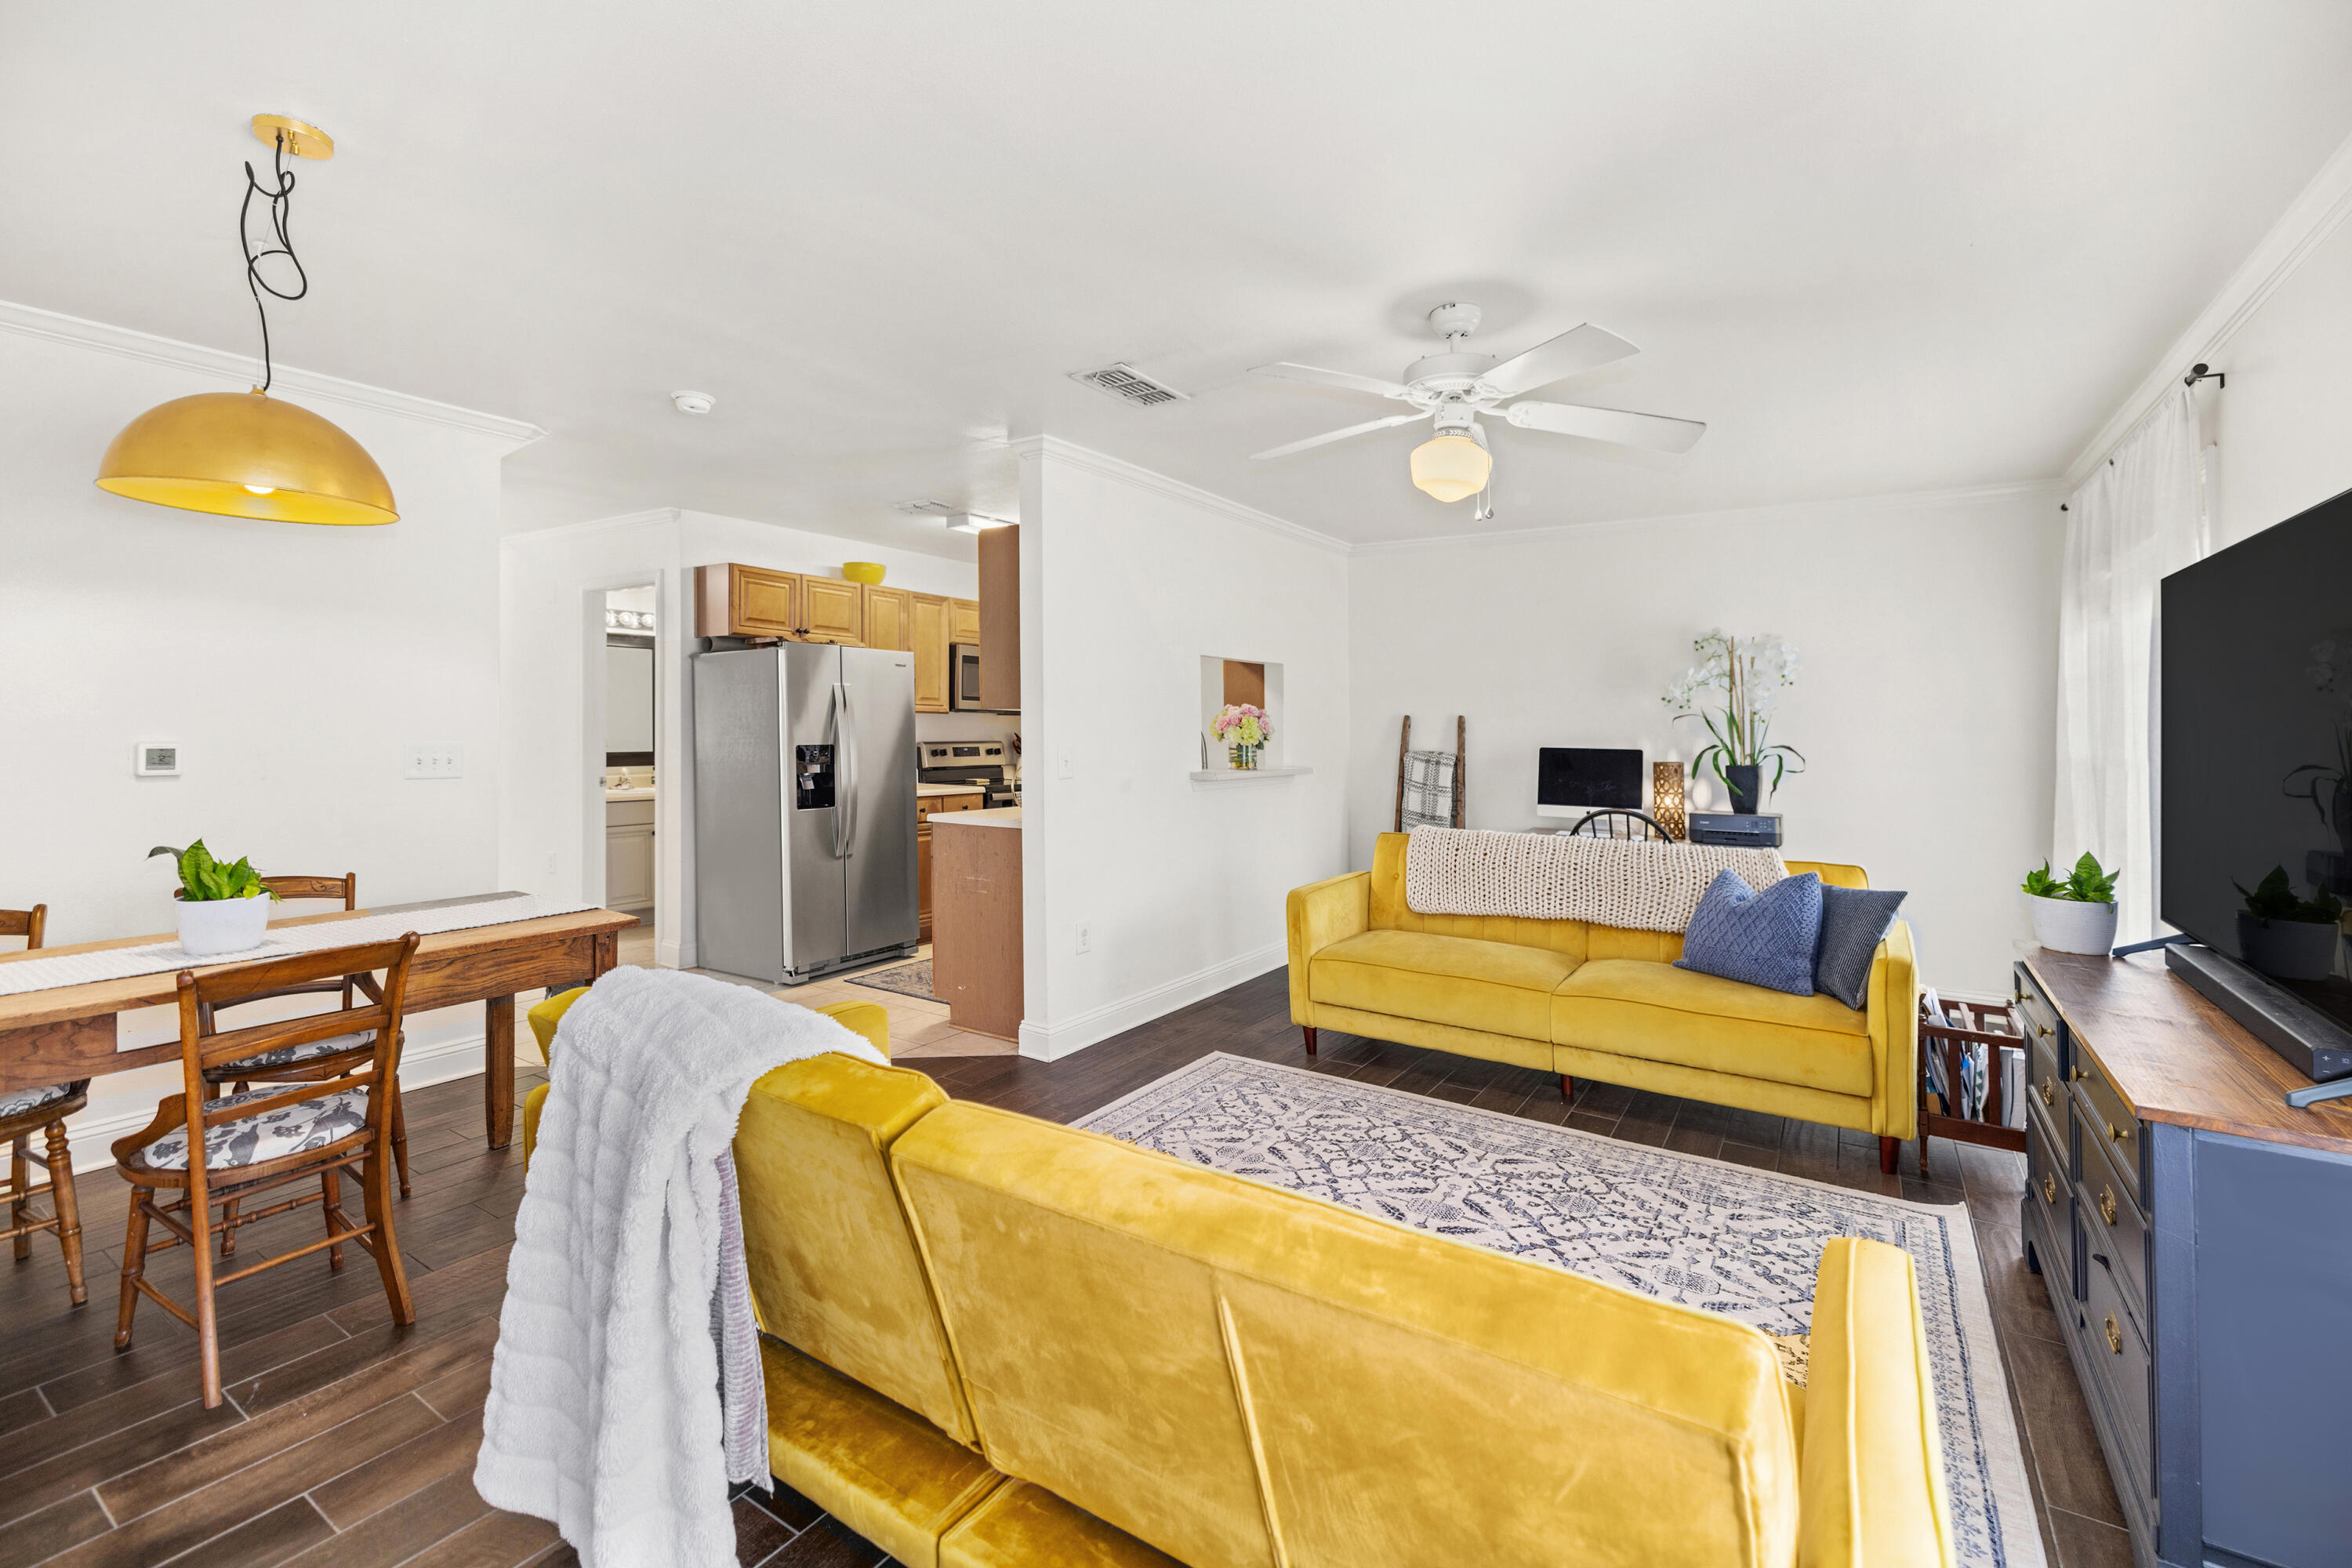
[
  {"left": 917, "top": 782, "right": 988, "bottom": 799},
  {"left": 931, "top": 806, "right": 1021, "bottom": 829}
]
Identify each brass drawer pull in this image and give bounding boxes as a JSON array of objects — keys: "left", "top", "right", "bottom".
[
  {"left": 2039, "top": 1078, "right": 2054, "bottom": 1107},
  {"left": 2037, "top": 1023, "right": 2053, "bottom": 1039},
  {"left": 2099, "top": 1186, "right": 2117, "bottom": 1225},
  {"left": 2105, "top": 1314, "right": 2123, "bottom": 1354},
  {"left": 2042, "top": 1174, "right": 2059, "bottom": 1204},
  {"left": 2107, "top": 1121, "right": 2131, "bottom": 1145}
]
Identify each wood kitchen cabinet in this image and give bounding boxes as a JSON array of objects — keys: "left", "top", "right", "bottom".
[
  {"left": 695, "top": 563, "right": 866, "bottom": 644},
  {"left": 978, "top": 524, "right": 1019, "bottom": 712},
  {"left": 910, "top": 593, "right": 950, "bottom": 713},
  {"left": 862, "top": 585, "right": 913, "bottom": 652},
  {"left": 916, "top": 789, "right": 985, "bottom": 942},
  {"left": 949, "top": 597, "right": 982, "bottom": 645}
]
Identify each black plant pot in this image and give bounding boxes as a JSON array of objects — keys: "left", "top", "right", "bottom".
[{"left": 1725, "top": 764, "right": 1762, "bottom": 815}]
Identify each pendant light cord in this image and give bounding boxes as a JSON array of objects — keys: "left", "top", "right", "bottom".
[{"left": 240, "top": 133, "right": 308, "bottom": 392}]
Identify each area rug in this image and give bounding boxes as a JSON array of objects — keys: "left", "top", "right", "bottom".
[
  {"left": 846, "top": 959, "right": 934, "bottom": 1000},
  {"left": 1074, "top": 1053, "right": 2042, "bottom": 1568}
]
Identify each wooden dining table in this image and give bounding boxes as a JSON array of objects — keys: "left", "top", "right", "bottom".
[{"left": 0, "top": 895, "right": 637, "bottom": 1149}]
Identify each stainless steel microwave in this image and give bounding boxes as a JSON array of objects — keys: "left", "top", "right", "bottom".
[{"left": 949, "top": 643, "right": 988, "bottom": 710}]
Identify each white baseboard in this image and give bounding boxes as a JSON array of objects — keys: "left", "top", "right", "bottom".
[
  {"left": 1019, "top": 942, "right": 1287, "bottom": 1062},
  {"left": 61, "top": 1032, "right": 500, "bottom": 1174},
  {"left": 659, "top": 937, "right": 692, "bottom": 970}
]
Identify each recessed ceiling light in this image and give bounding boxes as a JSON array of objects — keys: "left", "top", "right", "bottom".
[{"left": 671, "top": 390, "right": 716, "bottom": 416}]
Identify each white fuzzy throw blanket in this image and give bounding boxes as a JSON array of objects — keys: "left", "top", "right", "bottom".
[
  {"left": 474, "top": 967, "right": 886, "bottom": 1568},
  {"left": 1403, "top": 827, "right": 1788, "bottom": 932}
]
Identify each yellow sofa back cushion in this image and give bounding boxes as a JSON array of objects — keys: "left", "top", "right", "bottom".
[
  {"left": 1368, "top": 831, "right": 1868, "bottom": 961},
  {"left": 734, "top": 1050, "right": 978, "bottom": 1446},
  {"left": 892, "top": 1099, "right": 1803, "bottom": 1568}
]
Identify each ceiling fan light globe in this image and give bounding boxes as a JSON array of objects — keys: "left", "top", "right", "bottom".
[{"left": 1409, "top": 434, "right": 1491, "bottom": 503}]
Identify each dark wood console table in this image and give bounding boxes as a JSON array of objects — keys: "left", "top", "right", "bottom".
[{"left": 2016, "top": 950, "right": 2352, "bottom": 1568}]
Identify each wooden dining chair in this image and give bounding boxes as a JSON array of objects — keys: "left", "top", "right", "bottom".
[
  {"left": 196, "top": 873, "right": 410, "bottom": 1224},
  {"left": 112, "top": 934, "right": 420, "bottom": 1408},
  {"left": 2, "top": 902, "right": 89, "bottom": 1308}
]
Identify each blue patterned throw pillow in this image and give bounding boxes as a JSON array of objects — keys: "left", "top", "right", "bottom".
[{"left": 1674, "top": 869, "right": 1824, "bottom": 996}]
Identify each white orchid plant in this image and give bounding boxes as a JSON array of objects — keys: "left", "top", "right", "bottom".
[{"left": 1661, "top": 631, "right": 1808, "bottom": 798}]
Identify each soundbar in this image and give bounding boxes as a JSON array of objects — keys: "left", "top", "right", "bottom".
[{"left": 2165, "top": 942, "right": 2352, "bottom": 1084}]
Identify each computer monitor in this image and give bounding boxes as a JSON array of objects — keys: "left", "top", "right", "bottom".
[{"left": 1536, "top": 747, "right": 1645, "bottom": 818}]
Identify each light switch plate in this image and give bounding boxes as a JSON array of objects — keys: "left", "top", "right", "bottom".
[
  {"left": 134, "top": 742, "right": 180, "bottom": 777},
  {"left": 405, "top": 746, "right": 464, "bottom": 779}
]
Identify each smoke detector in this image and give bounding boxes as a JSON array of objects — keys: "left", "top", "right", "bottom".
[
  {"left": 1070, "top": 362, "right": 1189, "bottom": 408},
  {"left": 671, "top": 390, "right": 716, "bottom": 416}
]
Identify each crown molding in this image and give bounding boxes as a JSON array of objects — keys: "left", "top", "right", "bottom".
[
  {"left": 500, "top": 507, "right": 682, "bottom": 545},
  {"left": 0, "top": 298, "right": 546, "bottom": 448},
  {"left": 1011, "top": 434, "right": 1352, "bottom": 555},
  {"left": 1350, "top": 477, "right": 2060, "bottom": 557},
  {"left": 2062, "top": 126, "right": 2352, "bottom": 491}
]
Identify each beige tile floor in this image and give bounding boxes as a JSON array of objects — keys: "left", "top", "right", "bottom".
[{"left": 609, "top": 918, "right": 1017, "bottom": 1060}]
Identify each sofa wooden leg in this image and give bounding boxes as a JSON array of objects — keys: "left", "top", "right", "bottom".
[
  {"left": 1301, "top": 1026, "right": 1316, "bottom": 1058},
  {"left": 1560, "top": 1074, "right": 1574, "bottom": 1103},
  {"left": 1878, "top": 1136, "right": 1900, "bottom": 1175}
]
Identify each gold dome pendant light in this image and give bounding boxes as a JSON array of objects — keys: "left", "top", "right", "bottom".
[{"left": 96, "top": 115, "right": 397, "bottom": 526}]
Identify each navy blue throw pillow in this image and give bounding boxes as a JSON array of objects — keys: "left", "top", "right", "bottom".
[
  {"left": 1814, "top": 884, "right": 1907, "bottom": 1010},
  {"left": 1674, "top": 869, "right": 1824, "bottom": 996}
]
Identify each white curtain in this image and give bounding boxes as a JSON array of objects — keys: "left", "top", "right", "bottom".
[{"left": 2053, "top": 387, "right": 2208, "bottom": 945}]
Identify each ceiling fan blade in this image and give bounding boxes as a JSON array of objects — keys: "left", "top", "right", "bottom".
[
  {"left": 1249, "top": 361, "right": 1413, "bottom": 401},
  {"left": 1479, "top": 324, "right": 1639, "bottom": 398},
  {"left": 1250, "top": 410, "right": 1430, "bottom": 460},
  {"left": 1504, "top": 400, "right": 1707, "bottom": 454}
]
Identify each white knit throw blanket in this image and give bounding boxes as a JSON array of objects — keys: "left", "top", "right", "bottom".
[
  {"left": 474, "top": 967, "right": 885, "bottom": 1568},
  {"left": 1403, "top": 827, "right": 1788, "bottom": 933}
]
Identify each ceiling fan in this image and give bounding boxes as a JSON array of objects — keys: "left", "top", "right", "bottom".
[{"left": 1248, "top": 303, "right": 1705, "bottom": 510}]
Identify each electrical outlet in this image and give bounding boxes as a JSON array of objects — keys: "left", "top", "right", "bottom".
[
  {"left": 1075, "top": 921, "right": 1091, "bottom": 955},
  {"left": 405, "top": 746, "right": 463, "bottom": 779}
]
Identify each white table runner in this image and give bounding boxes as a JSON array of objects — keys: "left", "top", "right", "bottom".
[{"left": 0, "top": 895, "right": 599, "bottom": 998}]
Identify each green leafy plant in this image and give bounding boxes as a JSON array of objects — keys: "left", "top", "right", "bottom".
[
  {"left": 147, "top": 841, "right": 278, "bottom": 904},
  {"left": 2022, "top": 851, "right": 2118, "bottom": 905},
  {"left": 2234, "top": 865, "right": 2344, "bottom": 925}
]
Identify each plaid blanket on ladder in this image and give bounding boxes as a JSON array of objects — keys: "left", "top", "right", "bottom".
[{"left": 1399, "top": 750, "right": 1457, "bottom": 828}]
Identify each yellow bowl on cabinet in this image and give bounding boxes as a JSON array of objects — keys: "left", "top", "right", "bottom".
[{"left": 843, "top": 561, "right": 886, "bottom": 585}]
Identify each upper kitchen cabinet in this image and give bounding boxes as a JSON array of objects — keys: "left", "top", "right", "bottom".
[
  {"left": 696, "top": 562, "right": 801, "bottom": 638},
  {"left": 695, "top": 563, "right": 866, "bottom": 644},
  {"left": 862, "top": 585, "right": 913, "bottom": 652},
  {"left": 911, "top": 593, "right": 949, "bottom": 712},
  {"left": 949, "top": 597, "right": 982, "bottom": 646},
  {"left": 800, "top": 576, "right": 866, "bottom": 644},
  {"left": 978, "top": 524, "right": 1019, "bottom": 713}
]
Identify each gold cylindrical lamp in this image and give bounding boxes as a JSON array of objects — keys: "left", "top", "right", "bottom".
[
  {"left": 96, "top": 388, "right": 397, "bottom": 526},
  {"left": 1652, "top": 760, "right": 1687, "bottom": 840}
]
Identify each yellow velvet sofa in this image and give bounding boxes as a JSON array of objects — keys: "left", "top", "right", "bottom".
[
  {"left": 1290, "top": 832, "right": 1922, "bottom": 1172},
  {"left": 521, "top": 988, "right": 1954, "bottom": 1565}
]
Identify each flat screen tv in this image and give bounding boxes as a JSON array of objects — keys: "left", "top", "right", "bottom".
[
  {"left": 2161, "top": 485, "right": 2352, "bottom": 1045},
  {"left": 1536, "top": 747, "right": 1643, "bottom": 818}
]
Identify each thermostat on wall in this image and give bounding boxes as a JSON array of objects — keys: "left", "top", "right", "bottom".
[{"left": 134, "top": 742, "right": 180, "bottom": 777}]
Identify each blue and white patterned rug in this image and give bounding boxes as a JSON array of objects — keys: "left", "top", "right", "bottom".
[{"left": 1076, "top": 1053, "right": 2042, "bottom": 1568}]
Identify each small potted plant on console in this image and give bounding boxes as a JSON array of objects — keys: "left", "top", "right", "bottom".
[
  {"left": 2232, "top": 865, "right": 2344, "bottom": 981},
  {"left": 2021, "top": 852, "right": 2119, "bottom": 955},
  {"left": 149, "top": 840, "right": 278, "bottom": 956}
]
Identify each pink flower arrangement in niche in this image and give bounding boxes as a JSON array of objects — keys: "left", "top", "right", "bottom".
[{"left": 1211, "top": 703, "right": 1272, "bottom": 748}]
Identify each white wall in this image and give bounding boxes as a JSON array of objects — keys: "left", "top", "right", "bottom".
[
  {"left": 2201, "top": 212, "right": 2352, "bottom": 549},
  {"left": 1018, "top": 439, "right": 1351, "bottom": 1058},
  {"left": 1347, "top": 486, "right": 2063, "bottom": 996},
  {"left": 0, "top": 304, "right": 535, "bottom": 1165},
  {"left": 499, "top": 509, "right": 982, "bottom": 971}
]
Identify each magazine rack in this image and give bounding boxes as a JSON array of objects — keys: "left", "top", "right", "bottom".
[{"left": 1916, "top": 995, "right": 2026, "bottom": 1179}]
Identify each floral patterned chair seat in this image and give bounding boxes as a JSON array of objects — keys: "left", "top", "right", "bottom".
[{"left": 131, "top": 1086, "right": 371, "bottom": 1172}]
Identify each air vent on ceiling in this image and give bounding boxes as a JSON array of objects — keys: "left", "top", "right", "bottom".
[
  {"left": 892, "top": 499, "right": 957, "bottom": 515},
  {"left": 1071, "top": 362, "right": 1189, "bottom": 407}
]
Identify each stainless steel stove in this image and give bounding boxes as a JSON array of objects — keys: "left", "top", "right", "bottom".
[{"left": 918, "top": 740, "right": 1019, "bottom": 808}]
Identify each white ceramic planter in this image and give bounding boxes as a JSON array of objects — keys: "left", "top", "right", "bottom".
[
  {"left": 176, "top": 891, "right": 273, "bottom": 957},
  {"left": 2026, "top": 894, "right": 2118, "bottom": 956},
  {"left": 2235, "top": 913, "right": 2341, "bottom": 981}
]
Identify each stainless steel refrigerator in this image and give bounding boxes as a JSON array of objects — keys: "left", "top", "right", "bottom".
[{"left": 691, "top": 644, "right": 920, "bottom": 983}]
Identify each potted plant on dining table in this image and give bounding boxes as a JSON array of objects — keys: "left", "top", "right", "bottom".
[{"left": 149, "top": 840, "right": 279, "bottom": 956}]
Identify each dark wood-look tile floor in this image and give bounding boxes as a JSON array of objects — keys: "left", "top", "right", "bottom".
[{"left": 2, "top": 969, "right": 2129, "bottom": 1568}]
